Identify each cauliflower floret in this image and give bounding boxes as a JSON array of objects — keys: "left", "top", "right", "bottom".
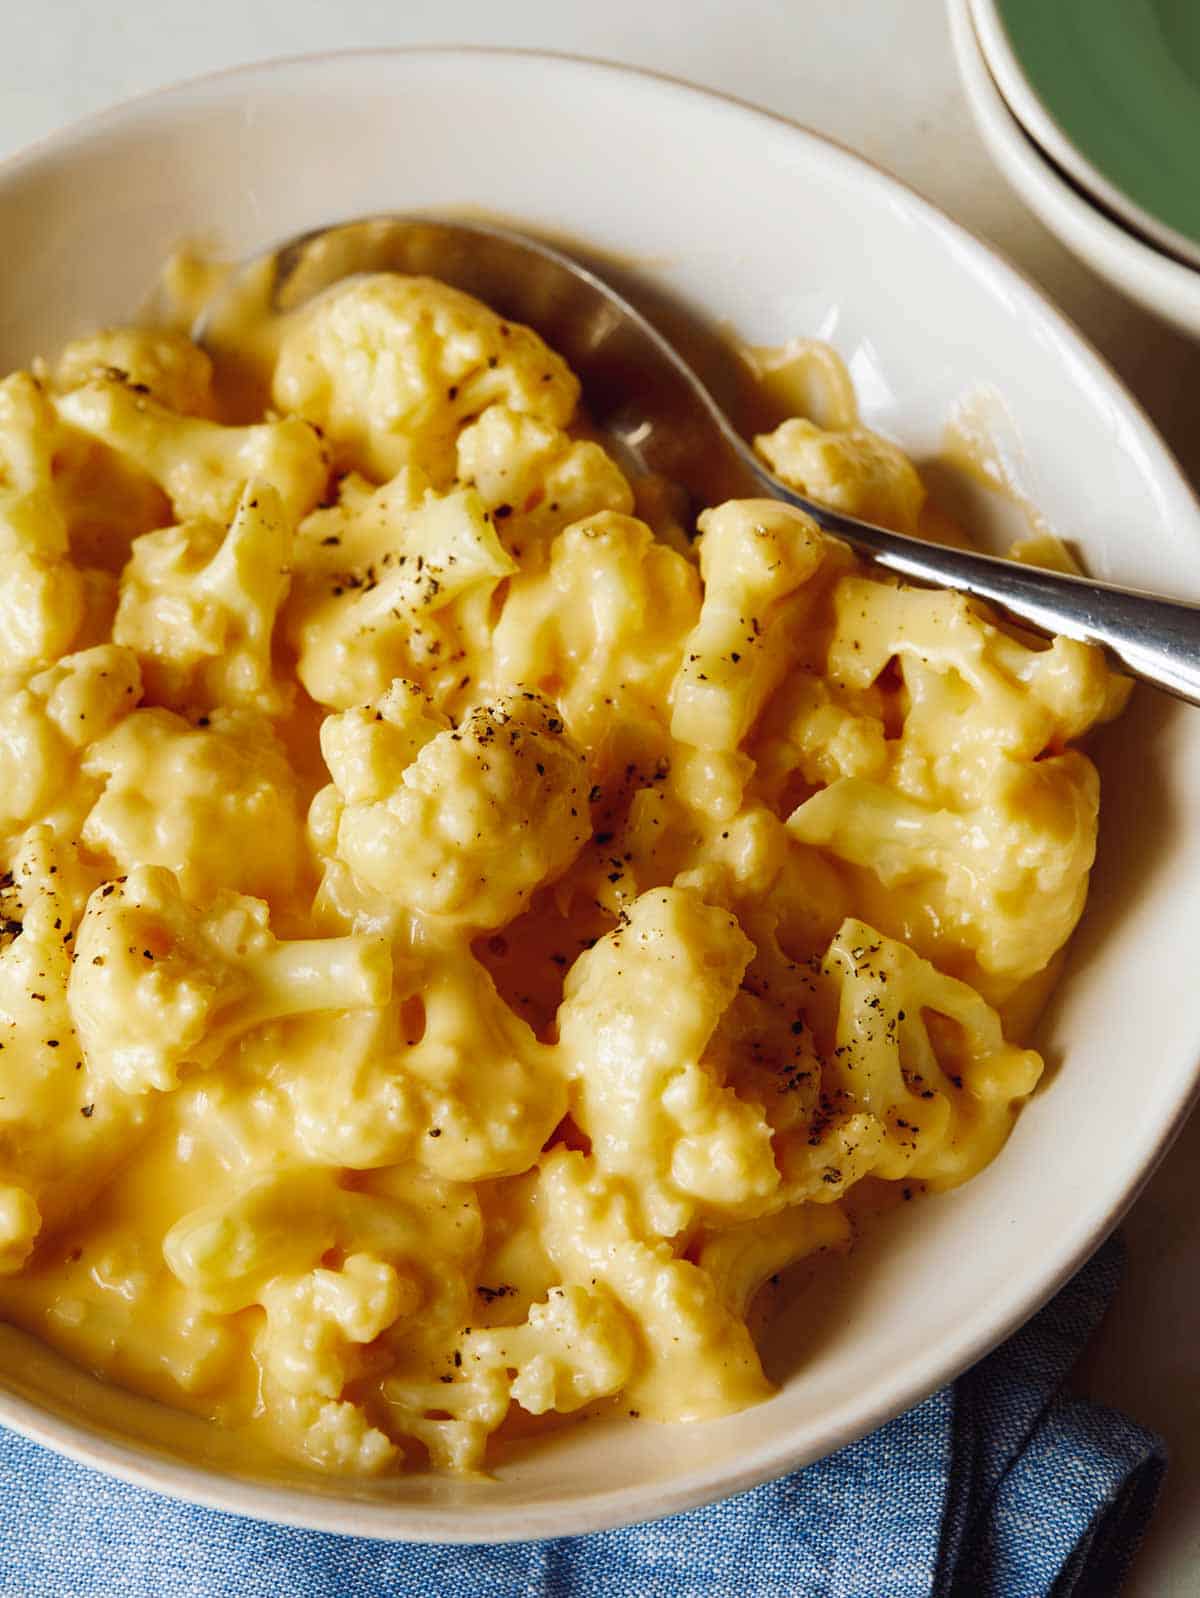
[
  {"left": 749, "top": 670, "right": 889, "bottom": 808},
  {"left": 306, "top": 770, "right": 415, "bottom": 942},
  {"left": 272, "top": 275, "right": 579, "bottom": 484},
  {"left": 558, "top": 887, "right": 778, "bottom": 1236},
  {"left": 0, "top": 828, "right": 147, "bottom": 1233},
  {"left": 0, "top": 832, "right": 91, "bottom": 1039},
  {"left": 570, "top": 751, "right": 786, "bottom": 923},
  {"left": 52, "top": 328, "right": 215, "bottom": 417},
  {"left": 259, "top": 1253, "right": 416, "bottom": 1398},
  {"left": 0, "top": 373, "right": 70, "bottom": 559},
  {"left": 808, "top": 918, "right": 1043, "bottom": 1188},
  {"left": 0, "top": 644, "right": 142, "bottom": 842},
  {"left": 56, "top": 373, "right": 327, "bottom": 525},
  {"left": 270, "top": 1007, "right": 419, "bottom": 1167},
  {"left": 700, "top": 972, "right": 824, "bottom": 1141},
  {"left": 286, "top": 486, "right": 516, "bottom": 711},
  {"left": 747, "top": 578, "right": 1123, "bottom": 994},
  {"left": 0, "top": 377, "right": 125, "bottom": 663},
  {"left": 379, "top": 1275, "right": 631, "bottom": 1471},
  {"left": 268, "top": 1390, "right": 398, "bottom": 1475},
  {"left": 0, "top": 373, "right": 87, "bottom": 673},
  {"left": 381, "top": 1359, "right": 511, "bottom": 1474},
  {"left": 772, "top": 1110, "right": 888, "bottom": 1208},
  {"left": 399, "top": 950, "right": 567, "bottom": 1181},
  {"left": 0, "top": 557, "right": 86, "bottom": 680},
  {"left": 80, "top": 707, "right": 308, "bottom": 905},
  {"left": 13, "top": 349, "right": 176, "bottom": 577},
  {"left": 114, "top": 481, "right": 292, "bottom": 714},
  {"left": 29, "top": 643, "right": 144, "bottom": 742},
  {"left": 455, "top": 406, "right": 634, "bottom": 570},
  {"left": 322, "top": 685, "right": 588, "bottom": 929},
  {"left": 68, "top": 864, "right": 391, "bottom": 1094},
  {"left": 290, "top": 466, "right": 432, "bottom": 577},
  {"left": 788, "top": 755, "right": 1100, "bottom": 990},
  {"left": 492, "top": 511, "right": 700, "bottom": 751},
  {"left": 1, "top": 821, "right": 98, "bottom": 932},
  {"left": 755, "top": 416, "right": 925, "bottom": 535},
  {"left": 739, "top": 338, "right": 862, "bottom": 433},
  {"left": 161, "top": 1169, "right": 352, "bottom": 1308},
  {"left": 318, "top": 678, "right": 448, "bottom": 802},
  {"left": 165, "top": 1166, "right": 480, "bottom": 1330},
  {"left": 671, "top": 500, "right": 846, "bottom": 752},
  {"left": 461, "top": 1283, "right": 636, "bottom": 1416},
  {"left": 535, "top": 1150, "right": 772, "bottom": 1421},
  {"left": 825, "top": 579, "right": 1126, "bottom": 807},
  {"left": 37, "top": 346, "right": 181, "bottom": 574},
  {"left": 282, "top": 862, "right": 568, "bottom": 1175},
  {"left": 697, "top": 1202, "right": 851, "bottom": 1318}
]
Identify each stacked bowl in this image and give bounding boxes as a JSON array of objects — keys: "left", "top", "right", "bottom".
[{"left": 949, "top": 0, "right": 1200, "bottom": 337}]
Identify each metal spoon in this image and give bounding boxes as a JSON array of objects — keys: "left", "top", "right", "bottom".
[{"left": 196, "top": 214, "right": 1200, "bottom": 706}]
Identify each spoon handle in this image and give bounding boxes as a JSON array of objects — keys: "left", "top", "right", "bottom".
[{"left": 763, "top": 482, "right": 1200, "bottom": 707}]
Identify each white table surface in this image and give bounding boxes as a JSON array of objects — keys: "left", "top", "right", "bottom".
[{"left": 3, "top": 1, "right": 1199, "bottom": 1590}]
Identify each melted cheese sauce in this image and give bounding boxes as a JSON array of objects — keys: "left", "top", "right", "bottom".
[{"left": 0, "top": 268, "right": 1128, "bottom": 1476}]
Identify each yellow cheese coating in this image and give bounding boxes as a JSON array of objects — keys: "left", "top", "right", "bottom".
[{"left": 0, "top": 276, "right": 1127, "bottom": 1476}]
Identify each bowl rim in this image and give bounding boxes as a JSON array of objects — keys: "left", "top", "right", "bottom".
[
  {"left": 2, "top": 42, "right": 1200, "bottom": 1544},
  {"left": 968, "top": 0, "right": 1200, "bottom": 273},
  {"left": 949, "top": 0, "right": 1200, "bottom": 334}
]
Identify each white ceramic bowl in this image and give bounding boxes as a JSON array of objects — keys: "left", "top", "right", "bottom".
[
  {"left": 949, "top": 0, "right": 1200, "bottom": 339},
  {"left": 2, "top": 48, "right": 1200, "bottom": 1544}
]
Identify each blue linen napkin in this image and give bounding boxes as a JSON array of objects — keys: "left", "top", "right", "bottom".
[{"left": 0, "top": 1235, "right": 1164, "bottom": 1598}]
